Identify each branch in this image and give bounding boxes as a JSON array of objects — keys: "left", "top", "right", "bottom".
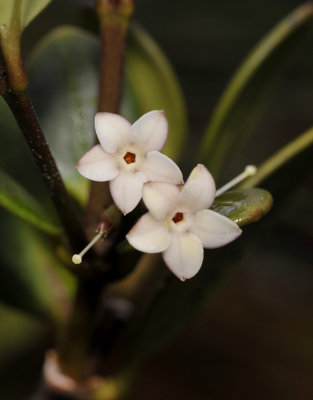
[
  {"left": 85, "top": 0, "right": 134, "bottom": 235},
  {"left": 2, "top": 89, "right": 86, "bottom": 253},
  {"left": 97, "top": 0, "right": 134, "bottom": 112}
]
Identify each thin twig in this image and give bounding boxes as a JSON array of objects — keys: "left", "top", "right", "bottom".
[{"left": 3, "top": 89, "right": 86, "bottom": 253}]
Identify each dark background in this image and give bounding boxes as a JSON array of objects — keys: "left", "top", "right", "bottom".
[
  {"left": 129, "top": 1, "right": 313, "bottom": 399},
  {"left": 1, "top": 1, "right": 313, "bottom": 399}
]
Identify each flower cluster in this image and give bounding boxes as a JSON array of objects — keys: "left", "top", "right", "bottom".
[
  {"left": 77, "top": 111, "right": 183, "bottom": 215},
  {"left": 76, "top": 110, "right": 242, "bottom": 280}
]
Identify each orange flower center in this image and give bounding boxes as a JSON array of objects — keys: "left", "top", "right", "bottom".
[
  {"left": 172, "top": 212, "right": 184, "bottom": 224},
  {"left": 123, "top": 151, "right": 136, "bottom": 164}
]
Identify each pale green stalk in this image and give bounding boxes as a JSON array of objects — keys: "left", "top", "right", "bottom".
[
  {"left": 240, "top": 126, "right": 313, "bottom": 188},
  {"left": 199, "top": 3, "right": 313, "bottom": 175}
]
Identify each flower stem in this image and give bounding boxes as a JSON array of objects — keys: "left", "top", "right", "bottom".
[{"left": 2, "top": 89, "right": 86, "bottom": 253}]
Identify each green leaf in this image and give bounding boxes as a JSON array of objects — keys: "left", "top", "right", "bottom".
[
  {"left": 124, "top": 187, "right": 272, "bottom": 363},
  {"left": 28, "top": 26, "right": 98, "bottom": 205},
  {"left": 0, "top": 0, "right": 51, "bottom": 32},
  {"left": 125, "top": 24, "right": 187, "bottom": 160},
  {"left": 199, "top": 3, "right": 313, "bottom": 176},
  {"left": 0, "top": 211, "right": 74, "bottom": 320},
  {"left": 0, "top": 303, "right": 44, "bottom": 362},
  {"left": 20, "top": 0, "right": 51, "bottom": 29},
  {"left": 27, "top": 24, "right": 187, "bottom": 204},
  {"left": 0, "top": 169, "right": 61, "bottom": 235},
  {"left": 0, "top": 0, "right": 51, "bottom": 90},
  {"left": 211, "top": 188, "right": 273, "bottom": 226}
]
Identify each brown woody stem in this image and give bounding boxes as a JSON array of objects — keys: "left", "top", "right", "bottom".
[
  {"left": 2, "top": 89, "right": 86, "bottom": 253},
  {"left": 1, "top": 20, "right": 85, "bottom": 252},
  {"left": 85, "top": 0, "right": 134, "bottom": 235},
  {"left": 96, "top": 0, "right": 134, "bottom": 112}
]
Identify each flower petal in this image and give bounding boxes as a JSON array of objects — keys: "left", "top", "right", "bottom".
[
  {"left": 190, "top": 209, "right": 242, "bottom": 248},
  {"left": 126, "top": 213, "right": 172, "bottom": 253},
  {"left": 95, "top": 113, "right": 131, "bottom": 153},
  {"left": 140, "top": 151, "right": 183, "bottom": 184},
  {"left": 179, "top": 164, "right": 216, "bottom": 212},
  {"left": 110, "top": 170, "right": 147, "bottom": 215},
  {"left": 76, "top": 144, "right": 118, "bottom": 181},
  {"left": 129, "top": 110, "right": 168, "bottom": 152},
  {"left": 143, "top": 182, "right": 180, "bottom": 220},
  {"left": 163, "top": 233, "right": 203, "bottom": 281}
]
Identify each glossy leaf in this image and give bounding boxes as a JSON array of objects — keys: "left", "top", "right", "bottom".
[
  {"left": 212, "top": 188, "right": 273, "bottom": 226},
  {"left": 125, "top": 24, "right": 187, "bottom": 161},
  {"left": 124, "top": 187, "right": 272, "bottom": 363},
  {"left": 0, "top": 0, "right": 51, "bottom": 32},
  {"left": 199, "top": 3, "right": 313, "bottom": 176},
  {"left": 28, "top": 27, "right": 98, "bottom": 204},
  {"left": 0, "top": 211, "right": 74, "bottom": 320},
  {"left": 0, "top": 169, "right": 61, "bottom": 235}
]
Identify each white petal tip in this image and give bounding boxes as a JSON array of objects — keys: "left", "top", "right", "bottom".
[
  {"left": 76, "top": 145, "right": 118, "bottom": 182},
  {"left": 114, "top": 201, "right": 137, "bottom": 216},
  {"left": 116, "top": 204, "right": 131, "bottom": 216},
  {"left": 179, "top": 164, "right": 216, "bottom": 211},
  {"left": 129, "top": 111, "right": 168, "bottom": 152},
  {"left": 126, "top": 213, "right": 172, "bottom": 253},
  {"left": 109, "top": 171, "right": 146, "bottom": 216},
  {"left": 163, "top": 234, "right": 203, "bottom": 281},
  {"left": 72, "top": 254, "right": 82, "bottom": 264}
]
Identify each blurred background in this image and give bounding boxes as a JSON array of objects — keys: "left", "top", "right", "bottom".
[
  {"left": 133, "top": 1, "right": 313, "bottom": 399},
  {"left": 1, "top": 0, "right": 313, "bottom": 399}
]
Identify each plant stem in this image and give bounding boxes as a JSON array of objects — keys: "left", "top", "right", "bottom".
[
  {"left": 96, "top": 0, "right": 134, "bottom": 112},
  {"left": 0, "top": 0, "right": 28, "bottom": 91},
  {"left": 1, "top": 10, "right": 86, "bottom": 252},
  {"left": 56, "top": 0, "right": 135, "bottom": 384},
  {"left": 2, "top": 89, "right": 86, "bottom": 253},
  {"left": 58, "top": 275, "right": 106, "bottom": 379},
  {"left": 240, "top": 125, "right": 313, "bottom": 188},
  {"left": 85, "top": 0, "right": 134, "bottom": 234},
  {"left": 198, "top": 2, "right": 313, "bottom": 176}
]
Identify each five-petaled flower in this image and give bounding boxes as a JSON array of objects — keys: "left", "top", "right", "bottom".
[
  {"left": 126, "top": 164, "right": 242, "bottom": 281},
  {"left": 77, "top": 110, "right": 183, "bottom": 214}
]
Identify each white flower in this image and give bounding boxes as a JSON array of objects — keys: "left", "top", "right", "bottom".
[
  {"left": 77, "top": 110, "right": 183, "bottom": 214},
  {"left": 126, "top": 164, "right": 242, "bottom": 281}
]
